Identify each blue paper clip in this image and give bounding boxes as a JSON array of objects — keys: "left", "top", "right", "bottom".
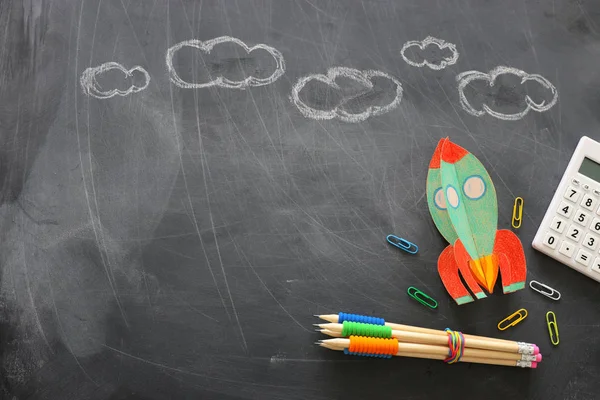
[{"left": 386, "top": 235, "right": 418, "bottom": 254}]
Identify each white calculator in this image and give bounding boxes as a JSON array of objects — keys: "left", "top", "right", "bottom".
[{"left": 533, "top": 136, "right": 600, "bottom": 282}]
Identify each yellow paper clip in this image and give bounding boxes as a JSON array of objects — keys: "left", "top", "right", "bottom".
[
  {"left": 546, "top": 311, "right": 559, "bottom": 346},
  {"left": 497, "top": 308, "right": 528, "bottom": 331},
  {"left": 512, "top": 197, "right": 524, "bottom": 228}
]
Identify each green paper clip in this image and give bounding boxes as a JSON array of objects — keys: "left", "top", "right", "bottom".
[
  {"left": 546, "top": 311, "right": 559, "bottom": 346},
  {"left": 407, "top": 286, "right": 438, "bottom": 309}
]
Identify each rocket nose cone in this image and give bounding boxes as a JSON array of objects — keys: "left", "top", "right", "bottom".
[
  {"left": 429, "top": 137, "right": 449, "bottom": 169},
  {"left": 441, "top": 139, "right": 469, "bottom": 164}
]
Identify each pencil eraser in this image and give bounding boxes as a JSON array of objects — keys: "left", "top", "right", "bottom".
[
  {"left": 531, "top": 361, "right": 538, "bottom": 369},
  {"left": 536, "top": 354, "right": 542, "bottom": 362},
  {"left": 533, "top": 345, "right": 540, "bottom": 355}
]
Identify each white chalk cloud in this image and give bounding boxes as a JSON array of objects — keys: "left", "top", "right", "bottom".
[
  {"left": 80, "top": 62, "right": 150, "bottom": 99},
  {"left": 400, "top": 36, "right": 459, "bottom": 70},
  {"left": 290, "top": 67, "right": 403, "bottom": 123},
  {"left": 457, "top": 66, "right": 558, "bottom": 121},
  {"left": 166, "top": 36, "right": 285, "bottom": 89}
]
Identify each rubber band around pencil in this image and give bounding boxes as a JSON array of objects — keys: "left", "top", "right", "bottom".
[
  {"left": 315, "top": 313, "right": 539, "bottom": 354},
  {"left": 444, "top": 329, "right": 465, "bottom": 364}
]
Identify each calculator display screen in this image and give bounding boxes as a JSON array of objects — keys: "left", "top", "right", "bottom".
[{"left": 579, "top": 157, "right": 600, "bottom": 182}]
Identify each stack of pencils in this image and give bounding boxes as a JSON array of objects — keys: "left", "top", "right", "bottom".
[{"left": 314, "top": 313, "right": 541, "bottom": 369}]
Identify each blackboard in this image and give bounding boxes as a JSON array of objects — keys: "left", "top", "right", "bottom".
[{"left": 1, "top": 1, "right": 599, "bottom": 399}]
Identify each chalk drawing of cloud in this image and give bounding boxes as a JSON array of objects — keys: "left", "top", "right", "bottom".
[
  {"left": 290, "top": 67, "right": 403, "bottom": 123},
  {"left": 457, "top": 66, "right": 558, "bottom": 121},
  {"left": 166, "top": 36, "right": 285, "bottom": 89},
  {"left": 400, "top": 36, "right": 459, "bottom": 70},
  {"left": 80, "top": 62, "right": 150, "bottom": 99}
]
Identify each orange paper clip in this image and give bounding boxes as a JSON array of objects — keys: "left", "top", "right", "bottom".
[{"left": 497, "top": 308, "right": 528, "bottom": 331}]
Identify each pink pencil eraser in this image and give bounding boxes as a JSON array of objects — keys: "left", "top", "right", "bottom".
[
  {"left": 533, "top": 345, "right": 540, "bottom": 355},
  {"left": 536, "top": 354, "right": 542, "bottom": 362},
  {"left": 531, "top": 361, "right": 538, "bottom": 369}
]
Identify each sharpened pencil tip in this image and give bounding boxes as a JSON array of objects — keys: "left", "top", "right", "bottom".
[
  {"left": 314, "top": 329, "right": 323, "bottom": 333},
  {"left": 312, "top": 323, "right": 320, "bottom": 327},
  {"left": 313, "top": 314, "right": 320, "bottom": 317}
]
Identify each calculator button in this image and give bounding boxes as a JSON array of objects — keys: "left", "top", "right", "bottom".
[
  {"left": 594, "top": 189, "right": 600, "bottom": 197},
  {"left": 563, "top": 186, "right": 581, "bottom": 203},
  {"left": 543, "top": 232, "right": 558, "bottom": 249},
  {"left": 583, "top": 233, "right": 599, "bottom": 251},
  {"left": 575, "top": 249, "right": 592, "bottom": 267},
  {"left": 574, "top": 209, "right": 591, "bottom": 226},
  {"left": 566, "top": 225, "right": 582, "bottom": 242},
  {"left": 572, "top": 178, "right": 580, "bottom": 186},
  {"left": 592, "top": 258, "right": 600, "bottom": 274},
  {"left": 591, "top": 217, "right": 600, "bottom": 233},
  {"left": 559, "top": 241, "right": 575, "bottom": 257},
  {"left": 583, "top": 183, "right": 591, "bottom": 191},
  {"left": 550, "top": 216, "right": 567, "bottom": 233},
  {"left": 580, "top": 194, "right": 597, "bottom": 211},
  {"left": 557, "top": 201, "right": 573, "bottom": 218}
]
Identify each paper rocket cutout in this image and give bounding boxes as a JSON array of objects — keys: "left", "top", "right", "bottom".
[{"left": 426, "top": 138, "right": 526, "bottom": 305}]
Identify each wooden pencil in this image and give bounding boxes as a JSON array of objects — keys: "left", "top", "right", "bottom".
[
  {"left": 317, "top": 340, "right": 537, "bottom": 368},
  {"left": 315, "top": 314, "right": 538, "bottom": 354},
  {"left": 317, "top": 330, "right": 541, "bottom": 362},
  {"left": 319, "top": 337, "right": 540, "bottom": 362},
  {"left": 316, "top": 323, "right": 539, "bottom": 356}
]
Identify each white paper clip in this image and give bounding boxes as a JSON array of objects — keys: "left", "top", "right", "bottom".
[{"left": 529, "top": 280, "right": 561, "bottom": 301}]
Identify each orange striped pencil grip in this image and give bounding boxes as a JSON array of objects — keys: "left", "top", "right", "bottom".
[{"left": 343, "top": 336, "right": 399, "bottom": 358}]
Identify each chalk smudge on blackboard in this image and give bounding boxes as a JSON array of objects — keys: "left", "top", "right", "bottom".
[
  {"left": 400, "top": 36, "right": 459, "bottom": 70},
  {"left": 290, "top": 67, "right": 403, "bottom": 123},
  {"left": 80, "top": 62, "right": 150, "bottom": 99},
  {"left": 166, "top": 36, "right": 285, "bottom": 89},
  {"left": 457, "top": 66, "right": 558, "bottom": 121}
]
